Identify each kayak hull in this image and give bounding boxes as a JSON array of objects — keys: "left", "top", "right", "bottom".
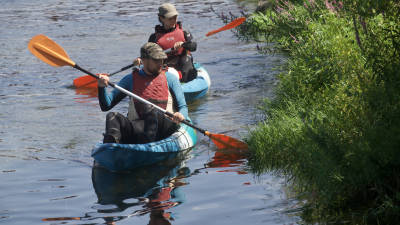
[
  {"left": 91, "top": 123, "right": 197, "bottom": 172},
  {"left": 168, "top": 63, "right": 210, "bottom": 102},
  {"left": 183, "top": 63, "right": 211, "bottom": 102}
]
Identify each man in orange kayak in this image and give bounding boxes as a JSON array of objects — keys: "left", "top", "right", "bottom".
[
  {"left": 134, "top": 3, "right": 198, "bottom": 83},
  {"left": 98, "top": 43, "right": 188, "bottom": 144}
]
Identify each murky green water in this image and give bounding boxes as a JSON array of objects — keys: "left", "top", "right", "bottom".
[{"left": 0, "top": 0, "right": 298, "bottom": 224}]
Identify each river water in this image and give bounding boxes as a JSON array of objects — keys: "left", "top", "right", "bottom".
[{"left": 0, "top": 0, "right": 298, "bottom": 224}]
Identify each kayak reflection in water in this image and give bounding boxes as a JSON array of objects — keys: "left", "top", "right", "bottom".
[{"left": 92, "top": 156, "right": 190, "bottom": 224}]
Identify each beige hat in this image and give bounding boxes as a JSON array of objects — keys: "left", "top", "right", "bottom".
[
  {"left": 158, "top": 3, "right": 178, "bottom": 18},
  {"left": 140, "top": 42, "right": 167, "bottom": 60}
]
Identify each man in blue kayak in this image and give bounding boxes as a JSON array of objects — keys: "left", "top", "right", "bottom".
[
  {"left": 97, "top": 42, "right": 188, "bottom": 144},
  {"left": 134, "top": 3, "right": 198, "bottom": 83}
]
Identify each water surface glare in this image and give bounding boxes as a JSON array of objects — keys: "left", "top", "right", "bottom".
[{"left": 0, "top": 0, "right": 298, "bottom": 224}]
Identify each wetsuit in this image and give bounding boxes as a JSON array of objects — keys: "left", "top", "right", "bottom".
[
  {"left": 98, "top": 69, "right": 188, "bottom": 144},
  {"left": 149, "top": 22, "right": 197, "bottom": 83}
]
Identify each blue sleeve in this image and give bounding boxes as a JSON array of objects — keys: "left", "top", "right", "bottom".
[
  {"left": 166, "top": 72, "right": 188, "bottom": 119},
  {"left": 98, "top": 73, "right": 133, "bottom": 111}
]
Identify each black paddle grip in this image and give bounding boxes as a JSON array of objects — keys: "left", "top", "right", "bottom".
[
  {"left": 75, "top": 64, "right": 117, "bottom": 87},
  {"left": 120, "top": 64, "right": 134, "bottom": 72}
]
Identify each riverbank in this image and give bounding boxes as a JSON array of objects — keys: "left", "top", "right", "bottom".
[{"left": 240, "top": 0, "right": 400, "bottom": 223}]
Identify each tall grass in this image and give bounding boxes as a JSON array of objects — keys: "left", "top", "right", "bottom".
[{"left": 240, "top": 0, "right": 400, "bottom": 223}]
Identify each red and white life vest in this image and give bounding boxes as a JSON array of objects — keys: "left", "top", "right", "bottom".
[
  {"left": 131, "top": 69, "right": 169, "bottom": 117},
  {"left": 155, "top": 23, "right": 186, "bottom": 56}
]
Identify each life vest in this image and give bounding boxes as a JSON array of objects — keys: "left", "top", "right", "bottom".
[
  {"left": 130, "top": 69, "right": 169, "bottom": 118},
  {"left": 155, "top": 22, "right": 186, "bottom": 56}
]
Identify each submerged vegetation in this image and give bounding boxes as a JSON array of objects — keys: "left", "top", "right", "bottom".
[{"left": 237, "top": 0, "right": 400, "bottom": 223}]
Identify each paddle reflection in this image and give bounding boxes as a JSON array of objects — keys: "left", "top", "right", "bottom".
[
  {"left": 91, "top": 151, "right": 191, "bottom": 224},
  {"left": 205, "top": 148, "right": 248, "bottom": 174},
  {"left": 73, "top": 86, "right": 98, "bottom": 103}
]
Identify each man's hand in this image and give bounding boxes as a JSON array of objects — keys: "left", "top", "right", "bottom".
[
  {"left": 98, "top": 73, "right": 110, "bottom": 87},
  {"left": 169, "top": 112, "right": 184, "bottom": 123},
  {"left": 133, "top": 57, "right": 142, "bottom": 66},
  {"left": 173, "top": 41, "right": 184, "bottom": 50}
]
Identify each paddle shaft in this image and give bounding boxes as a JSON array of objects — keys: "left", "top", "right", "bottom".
[
  {"left": 109, "top": 64, "right": 135, "bottom": 76},
  {"left": 73, "top": 64, "right": 208, "bottom": 134},
  {"left": 78, "top": 64, "right": 136, "bottom": 87}
]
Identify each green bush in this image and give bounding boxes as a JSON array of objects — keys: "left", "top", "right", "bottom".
[{"left": 242, "top": 0, "right": 400, "bottom": 223}]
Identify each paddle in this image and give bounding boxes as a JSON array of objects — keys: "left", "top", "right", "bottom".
[
  {"left": 206, "top": 17, "right": 246, "bottom": 37},
  {"left": 28, "top": 34, "right": 248, "bottom": 150},
  {"left": 73, "top": 64, "right": 135, "bottom": 88},
  {"left": 72, "top": 17, "right": 246, "bottom": 88}
]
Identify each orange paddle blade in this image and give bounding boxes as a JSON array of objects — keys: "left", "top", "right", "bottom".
[
  {"left": 205, "top": 132, "right": 248, "bottom": 150},
  {"left": 73, "top": 75, "right": 98, "bottom": 88},
  {"left": 28, "top": 34, "right": 75, "bottom": 67},
  {"left": 205, "top": 17, "right": 246, "bottom": 37}
]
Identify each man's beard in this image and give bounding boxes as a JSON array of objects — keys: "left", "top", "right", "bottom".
[{"left": 148, "top": 67, "right": 161, "bottom": 76}]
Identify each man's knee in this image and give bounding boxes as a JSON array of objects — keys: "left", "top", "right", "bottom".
[
  {"left": 106, "top": 112, "right": 125, "bottom": 122},
  {"left": 106, "top": 112, "right": 117, "bottom": 120}
]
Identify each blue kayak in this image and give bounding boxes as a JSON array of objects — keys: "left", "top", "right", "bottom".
[
  {"left": 168, "top": 63, "right": 211, "bottom": 102},
  {"left": 91, "top": 122, "right": 197, "bottom": 172}
]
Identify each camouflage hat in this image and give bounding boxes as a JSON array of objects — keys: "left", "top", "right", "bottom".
[
  {"left": 140, "top": 42, "right": 167, "bottom": 60},
  {"left": 158, "top": 3, "right": 178, "bottom": 18}
]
